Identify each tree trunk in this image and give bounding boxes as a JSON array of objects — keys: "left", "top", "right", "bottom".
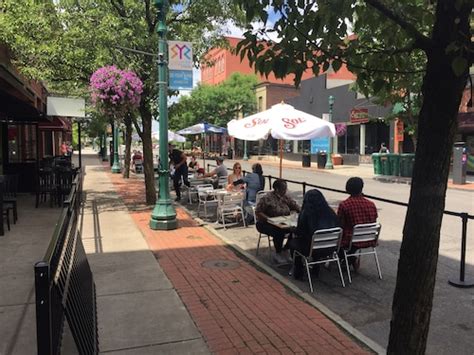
[
  {"left": 122, "top": 114, "right": 132, "bottom": 179},
  {"left": 387, "top": 1, "right": 471, "bottom": 353},
  {"left": 139, "top": 104, "right": 157, "bottom": 205}
]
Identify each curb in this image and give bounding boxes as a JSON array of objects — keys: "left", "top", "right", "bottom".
[{"left": 180, "top": 205, "right": 386, "bottom": 355}]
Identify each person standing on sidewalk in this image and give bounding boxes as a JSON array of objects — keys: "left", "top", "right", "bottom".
[
  {"left": 337, "top": 177, "right": 378, "bottom": 271},
  {"left": 169, "top": 143, "right": 190, "bottom": 201},
  {"left": 255, "top": 179, "right": 300, "bottom": 264}
]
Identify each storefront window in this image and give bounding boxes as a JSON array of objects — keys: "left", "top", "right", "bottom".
[
  {"left": 337, "top": 124, "right": 360, "bottom": 154},
  {"left": 7, "top": 124, "right": 37, "bottom": 163},
  {"left": 365, "top": 122, "right": 390, "bottom": 154}
]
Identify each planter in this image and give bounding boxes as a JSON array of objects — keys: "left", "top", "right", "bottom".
[{"left": 332, "top": 154, "right": 343, "bottom": 165}]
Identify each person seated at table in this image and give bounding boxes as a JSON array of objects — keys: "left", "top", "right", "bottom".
[
  {"left": 288, "top": 189, "right": 339, "bottom": 280},
  {"left": 202, "top": 156, "right": 228, "bottom": 188},
  {"left": 188, "top": 155, "right": 199, "bottom": 172},
  {"left": 255, "top": 179, "right": 300, "bottom": 264},
  {"left": 337, "top": 177, "right": 378, "bottom": 271},
  {"left": 233, "top": 163, "right": 265, "bottom": 223},
  {"left": 226, "top": 162, "right": 244, "bottom": 191}
]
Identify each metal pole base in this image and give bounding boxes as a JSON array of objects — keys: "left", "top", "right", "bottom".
[
  {"left": 111, "top": 164, "right": 121, "bottom": 173},
  {"left": 325, "top": 160, "right": 334, "bottom": 169},
  {"left": 149, "top": 201, "right": 177, "bottom": 230},
  {"left": 243, "top": 155, "right": 249, "bottom": 161},
  {"left": 448, "top": 279, "right": 474, "bottom": 288}
]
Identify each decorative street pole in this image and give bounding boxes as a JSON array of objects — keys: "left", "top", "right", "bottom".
[
  {"left": 111, "top": 122, "right": 121, "bottom": 173},
  {"left": 325, "top": 95, "right": 335, "bottom": 169},
  {"left": 149, "top": 0, "right": 177, "bottom": 230},
  {"left": 243, "top": 140, "right": 248, "bottom": 161}
]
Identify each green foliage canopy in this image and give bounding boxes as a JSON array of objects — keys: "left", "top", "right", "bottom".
[{"left": 169, "top": 72, "right": 257, "bottom": 129}]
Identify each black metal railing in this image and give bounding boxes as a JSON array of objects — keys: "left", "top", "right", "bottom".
[
  {"left": 34, "top": 169, "right": 99, "bottom": 354},
  {"left": 207, "top": 163, "right": 473, "bottom": 288}
]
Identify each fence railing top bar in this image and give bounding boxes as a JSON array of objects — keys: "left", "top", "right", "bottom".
[{"left": 208, "top": 163, "right": 473, "bottom": 219}]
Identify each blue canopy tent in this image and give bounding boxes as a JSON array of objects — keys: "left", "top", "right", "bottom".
[{"left": 177, "top": 122, "right": 227, "bottom": 169}]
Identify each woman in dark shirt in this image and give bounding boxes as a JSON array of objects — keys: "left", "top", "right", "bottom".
[{"left": 289, "top": 189, "right": 339, "bottom": 279}]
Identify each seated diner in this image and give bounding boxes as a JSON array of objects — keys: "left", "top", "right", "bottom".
[{"left": 255, "top": 179, "right": 300, "bottom": 264}]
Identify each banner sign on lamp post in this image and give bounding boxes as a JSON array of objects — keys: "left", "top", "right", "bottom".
[
  {"left": 350, "top": 108, "right": 369, "bottom": 123},
  {"left": 168, "top": 41, "right": 193, "bottom": 90}
]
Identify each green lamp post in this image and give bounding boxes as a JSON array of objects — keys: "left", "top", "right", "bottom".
[
  {"left": 149, "top": 0, "right": 177, "bottom": 230},
  {"left": 243, "top": 140, "right": 249, "bottom": 161},
  {"left": 111, "top": 122, "right": 121, "bottom": 173},
  {"left": 325, "top": 95, "right": 335, "bottom": 169}
]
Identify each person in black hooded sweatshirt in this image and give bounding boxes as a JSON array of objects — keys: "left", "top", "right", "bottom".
[{"left": 289, "top": 189, "right": 339, "bottom": 280}]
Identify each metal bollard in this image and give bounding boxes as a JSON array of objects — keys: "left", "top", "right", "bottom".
[{"left": 448, "top": 213, "right": 474, "bottom": 288}]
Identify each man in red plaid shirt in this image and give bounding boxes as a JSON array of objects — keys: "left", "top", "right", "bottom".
[{"left": 337, "top": 177, "right": 378, "bottom": 270}]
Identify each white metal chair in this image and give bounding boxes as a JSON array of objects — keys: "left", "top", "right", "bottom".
[
  {"left": 196, "top": 185, "right": 218, "bottom": 219},
  {"left": 217, "top": 192, "right": 246, "bottom": 229},
  {"left": 217, "top": 176, "right": 228, "bottom": 189},
  {"left": 343, "top": 223, "right": 382, "bottom": 283},
  {"left": 253, "top": 190, "right": 274, "bottom": 260},
  {"left": 133, "top": 159, "right": 143, "bottom": 174},
  {"left": 293, "top": 227, "right": 345, "bottom": 293},
  {"left": 187, "top": 179, "right": 203, "bottom": 204}
]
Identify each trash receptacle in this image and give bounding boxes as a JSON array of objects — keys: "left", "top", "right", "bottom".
[
  {"left": 302, "top": 153, "right": 311, "bottom": 167},
  {"left": 317, "top": 152, "right": 327, "bottom": 169},
  {"left": 387, "top": 153, "right": 400, "bottom": 176},
  {"left": 227, "top": 148, "right": 233, "bottom": 159},
  {"left": 400, "top": 153, "right": 415, "bottom": 177},
  {"left": 380, "top": 153, "right": 391, "bottom": 175},
  {"left": 372, "top": 153, "right": 382, "bottom": 174}
]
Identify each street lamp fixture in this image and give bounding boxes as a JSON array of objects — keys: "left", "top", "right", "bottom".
[
  {"left": 325, "top": 95, "right": 335, "bottom": 169},
  {"left": 149, "top": 0, "right": 177, "bottom": 230}
]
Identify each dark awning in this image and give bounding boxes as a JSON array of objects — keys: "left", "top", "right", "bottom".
[{"left": 38, "top": 117, "right": 70, "bottom": 131}]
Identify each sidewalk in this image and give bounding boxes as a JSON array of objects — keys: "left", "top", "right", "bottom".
[
  {"left": 105, "top": 162, "right": 371, "bottom": 353},
  {"left": 81, "top": 155, "right": 208, "bottom": 354}
]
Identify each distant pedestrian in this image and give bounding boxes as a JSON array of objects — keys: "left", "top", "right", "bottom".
[
  {"left": 337, "top": 177, "right": 378, "bottom": 271},
  {"left": 379, "top": 143, "right": 389, "bottom": 153},
  {"left": 61, "top": 142, "right": 68, "bottom": 156},
  {"left": 169, "top": 143, "right": 190, "bottom": 201}
]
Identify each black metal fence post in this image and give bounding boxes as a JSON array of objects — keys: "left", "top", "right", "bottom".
[
  {"left": 449, "top": 213, "right": 474, "bottom": 288},
  {"left": 35, "top": 261, "right": 52, "bottom": 355},
  {"left": 268, "top": 175, "right": 272, "bottom": 188},
  {"left": 303, "top": 182, "right": 307, "bottom": 195}
]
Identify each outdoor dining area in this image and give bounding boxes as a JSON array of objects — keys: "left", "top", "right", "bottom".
[{"left": 0, "top": 155, "right": 79, "bottom": 236}]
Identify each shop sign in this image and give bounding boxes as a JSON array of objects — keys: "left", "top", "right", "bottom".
[
  {"left": 350, "top": 108, "right": 369, "bottom": 124},
  {"left": 168, "top": 41, "right": 193, "bottom": 90}
]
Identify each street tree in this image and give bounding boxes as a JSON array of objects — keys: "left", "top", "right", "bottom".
[
  {"left": 89, "top": 65, "right": 143, "bottom": 178},
  {"left": 233, "top": 0, "right": 472, "bottom": 352},
  {"left": 0, "top": 0, "right": 244, "bottom": 204},
  {"left": 169, "top": 72, "right": 257, "bottom": 129}
]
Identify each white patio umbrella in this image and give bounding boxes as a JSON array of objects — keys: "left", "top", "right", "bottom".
[
  {"left": 151, "top": 130, "right": 186, "bottom": 143},
  {"left": 227, "top": 102, "right": 336, "bottom": 177}
]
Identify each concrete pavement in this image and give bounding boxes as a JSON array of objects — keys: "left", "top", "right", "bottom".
[
  {"left": 0, "top": 195, "right": 62, "bottom": 355},
  {"left": 80, "top": 153, "right": 209, "bottom": 354}
]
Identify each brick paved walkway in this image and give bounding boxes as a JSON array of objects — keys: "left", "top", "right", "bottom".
[{"left": 106, "top": 167, "right": 369, "bottom": 354}]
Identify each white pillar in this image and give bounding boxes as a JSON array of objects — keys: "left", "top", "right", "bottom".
[
  {"left": 359, "top": 124, "right": 366, "bottom": 155},
  {"left": 293, "top": 140, "right": 298, "bottom": 153},
  {"left": 333, "top": 135, "right": 338, "bottom": 154}
]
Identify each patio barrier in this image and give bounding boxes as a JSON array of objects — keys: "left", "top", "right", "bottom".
[
  {"left": 34, "top": 168, "right": 99, "bottom": 354},
  {"left": 207, "top": 163, "right": 473, "bottom": 288}
]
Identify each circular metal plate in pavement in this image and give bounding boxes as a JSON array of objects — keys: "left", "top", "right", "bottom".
[{"left": 201, "top": 259, "right": 241, "bottom": 270}]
